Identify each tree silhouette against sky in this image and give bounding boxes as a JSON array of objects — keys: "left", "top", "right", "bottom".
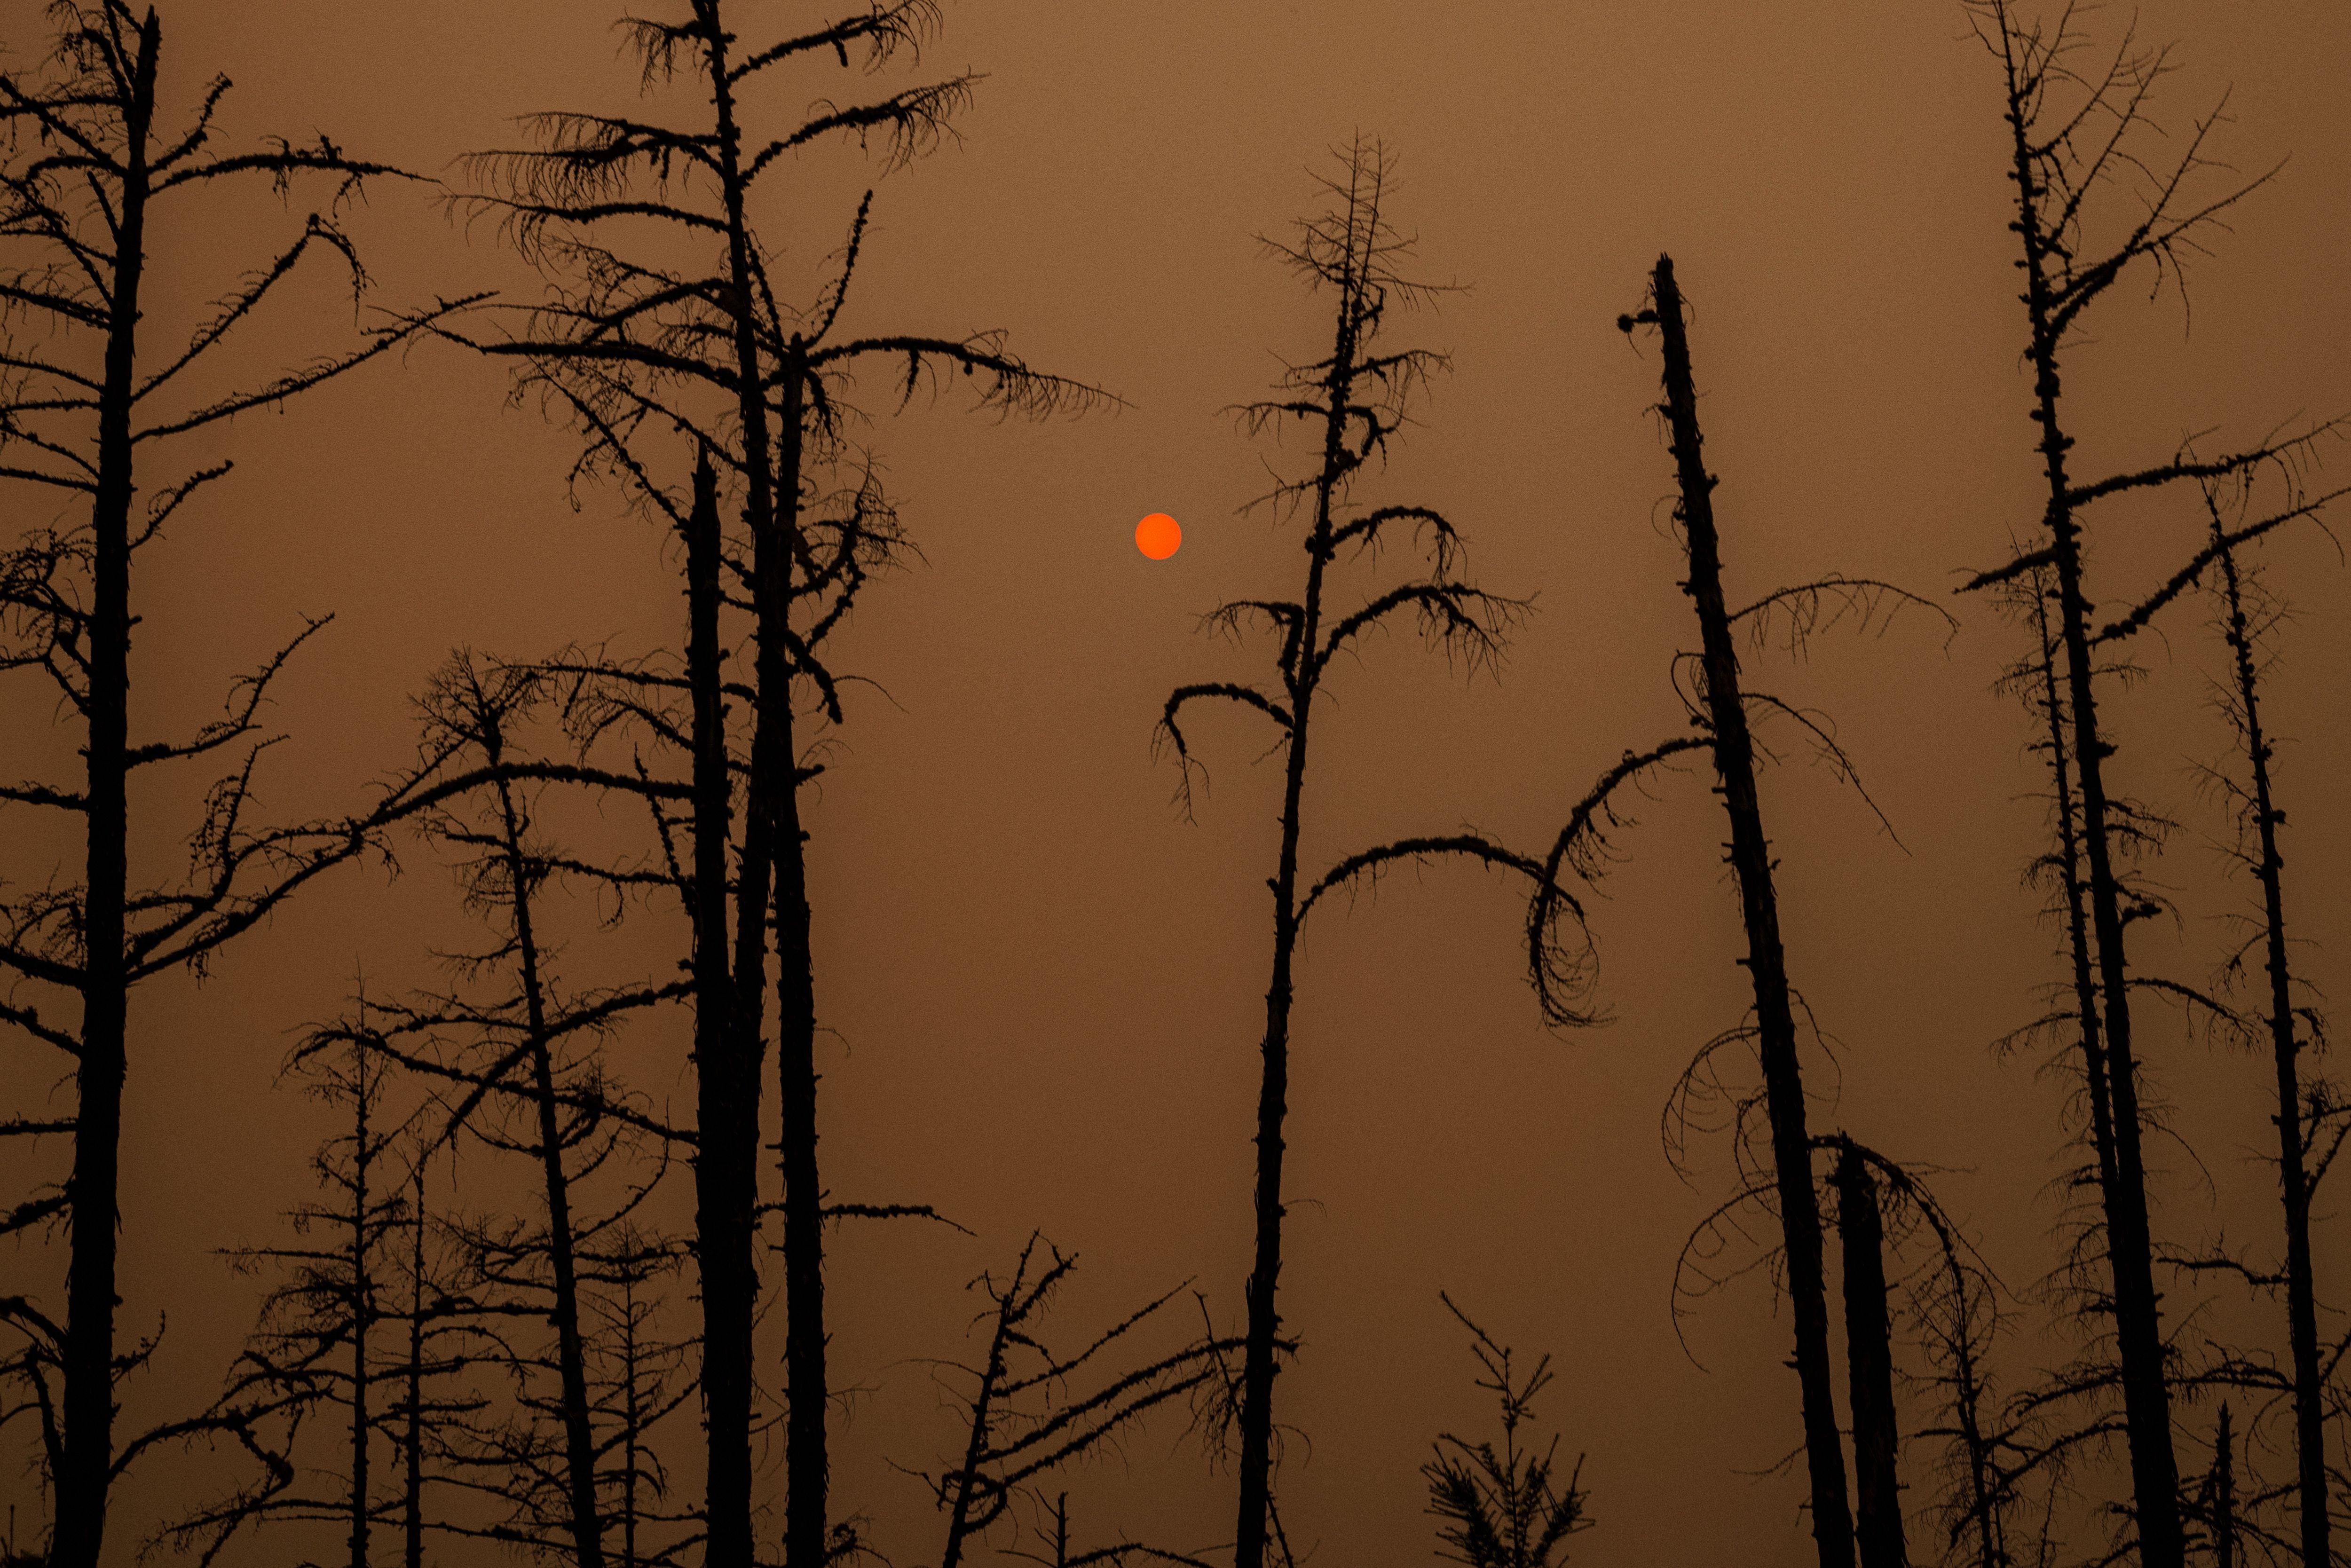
[
  {"left": 440, "top": 5, "right": 1110, "bottom": 1562},
  {"left": 1157, "top": 136, "right": 1572, "bottom": 1568},
  {"left": 0, "top": 6, "right": 476, "bottom": 1560}
]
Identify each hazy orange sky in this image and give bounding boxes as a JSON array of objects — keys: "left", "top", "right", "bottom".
[{"left": 7, "top": 2, "right": 2351, "bottom": 1564}]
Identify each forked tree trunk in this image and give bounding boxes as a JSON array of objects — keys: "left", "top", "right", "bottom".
[
  {"left": 1836, "top": 1145, "right": 1908, "bottom": 1568},
  {"left": 684, "top": 430, "right": 751, "bottom": 1558},
  {"left": 701, "top": 12, "right": 780, "bottom": 1558},
  {"left": 1646, "top": 252, "right": 1855, "bottom": 1568},
  {"left": 2209, "top": 524, "right": 2328, "bottom": 1567},
  {"left": 54, "top": 17, "right": 157, "bottom": 1567}
]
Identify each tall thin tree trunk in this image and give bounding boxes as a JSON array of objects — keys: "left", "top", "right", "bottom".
[
  {"left": 621, "top": 1268, "right": 644, "bottom": 1568},
  {"left": 1836, "top": 1145, "right": 1909, "bottom": 1568},
  {"left": 2027, "top": 583, "right": 2123, "bottom": 1214},
  {"left": 488, "top": 762, "right": 606, "bottom": 1568},
  {"left": 2209, "top": 524, "right": 2328, "bottom": 1567},
  {"left": 1647, "top": 252, "right": 1855, "bottom": 1568},
  {"left": 1999, "top": 83, "right": 2184, "bottom": 1568},
  {"left": 1943, "top": 1279, "right": 2006, "bottom": 1568},
  {"left": 55, "top": 17, "right": 156, "bottom": 1568},
  {"left": 2212, "top": 1404, "right": 2236, "bottom": 1568},
  {"left": 700, "top": 12, "right": 779, "bottom": 1557},
  {"left": 767, "top": 357, "right": 831, "bottom": 1568},
  {"left": 1231, "top": 254, "right": 1349, "bottom": 1568},
  {"left": 350, "top": 1049, "right": 376, "bottom": 1568},
  {"left": 404, "top": 1166, "right": 427, "bottom": 1568}
]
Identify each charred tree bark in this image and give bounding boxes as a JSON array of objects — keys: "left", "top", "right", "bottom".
[
  {"left": 1836, "top": 1145, "right": 1909, "bottom": 1568},
  {"left": 701, "top": 19, "right": 779, "bottom": 1562},
  {"left": 2023, "top": 582, "right": 2124, "bottom": 1215},
  {"left": 486, "top": 762, "right": 606, "bottom": 1568},
  {"left": 1229, "top": 254, "right": 1352, "bottom": 1568},
  {"left": 1646, "top": 252, "right": 1855, "bottom": 1568},
  {"left": 767, "top": 357, "right": 832, "bottom": 1568},
  {"left": 1996, "top": 79, "right": 2185, "bottom": 1563},
  {"left": 52, "top": 18, "right": 157, "bottom": 1566},
  {"left": 403, "top": 1166, "right": 428, "bottom": 1568},
  {"left": 2210, "top": 524, "right": 2327, "bottom": 1567},
  {"left": 2211, "top": 1404, "right": 2236, "bottom": 1568},
  {"left": 347, "top": 1056, "right": 376, "bottom": 1568}
]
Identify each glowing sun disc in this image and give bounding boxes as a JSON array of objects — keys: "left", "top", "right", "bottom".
[{"left": 1136, "top": 512, "right": 1182, "bottom": 560}]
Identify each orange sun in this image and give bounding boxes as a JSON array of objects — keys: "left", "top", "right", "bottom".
[{"left": 1135, "top": 512, "right": 1182, "bottom": 560}]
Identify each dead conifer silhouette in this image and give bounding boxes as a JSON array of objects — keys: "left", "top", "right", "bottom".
[
  {"left": 1420, "top": 1294, "right": 1590, "bottom": 1568},
  {"left": 434, "top": 7, "right": 1113, "bottom": 1563},
  {"left": 0, "top": 7, "right": 483, "bottom": 1560},
  {"left": 1615, "top": 254, "right": 1951, "bottom": 1568},
  {"left": 2193, "top": 487, "right": 2339, "bottom": 1566},
  {"left": 1153, "top": 136, "right": 1563, "bottom": 1568},
  {"left": 322, "top": 652, "right": 694, "bottom": 1568},
  {"left": 1955, "top": 7, "right": 2351, "bottom": 1561},
  {"left": 907, "top": 1234, "right": 1243, "bottom": 1568},
  {"left": 170, "top": 1024, "right": 493, "bottom": 1567}
]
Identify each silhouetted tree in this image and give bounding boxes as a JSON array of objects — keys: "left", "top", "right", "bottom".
[
  {"left": 0, "top": 6, "right": 477, "bottom": 1558},
  {"left": 2193, "top": 484, "right": 2338, "bottom": 1564},
  {"left": 1420, "top": 1295, "right": 1590, "bottom": 1568},
  {"left": 1956, "top": 7, "right": 2349, "bottom": 1560},
  {"left": 171, "top": 1026, "right": 489, "bottom": 1567},
  {"left": 325, "top": 652, "right": 693, "bottom": 1566},
  {"left": 440, "top": 8, "right": 1109, "bottom": 1561},
  {"left": 912, "top": 1234, "right": 1241, "bottom": 1568},
  {"left": 1619, "top": 253, "right": 1923, "bottom": 1568},
  {"left": 1909, "top": 1222, "right": 2016, "bottom": 1568},
  {"left": 1154, "top": 137, "right": 1558, "bottom": 1568},
  {"left": 577, "top": 1225, "right": 700, "bottom": 1568},
  {"left": 1835, "top": 1143, "right": 1909, "bottom": 1568}
]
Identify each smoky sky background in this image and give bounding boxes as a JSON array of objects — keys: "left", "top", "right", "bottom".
[{"left": 7, "top": 1, "right": 2351, "bottom": 1564}]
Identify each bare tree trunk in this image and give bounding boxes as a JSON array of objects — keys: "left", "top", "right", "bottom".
[
  {"left": 2210, "top": 525, "right": 2328, "bottom": 1567},
  {"left": 2211, "top": 1404, "right": 2236, "bottom": 1568},
  {"left": 1231, "top": 304, "right": 1343, "bottom": 1568},
  {"left": 53, "top": 18, "right": 156, "bottom": 1566},
  {"left": 1996, "top": 65, "right": 2184, "bottom": 1566},
  {"left": 488, "top": 764, "right": 607, "bottom": 1568},
  {"left": 620, "top": 1266, "right": 645, "bottom": 1568},
  {"left": 2024, "top": 583, "right": 2124, "bottom": 1214},
  {"left": 404, "top": 1167, "right": 427, "bottom": 1568},
  {"left": 766, "top": 358, "right": 831, "bottom": 1568},
  {"left": 1836, "top": 1145, "right": 1909, "bottom": 1568},
  {"left": 701, "top": 15, "right": 778, "bottom": 1559},
  {"left": 349, "top": 1051, "right": 377, "bottom": 1568},
  {"left": 1646, "top": 252, "right": 1855, "bottom": 1568}
]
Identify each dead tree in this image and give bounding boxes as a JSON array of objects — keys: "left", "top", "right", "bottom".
[
  {"left": 2201, "top": 490, "right": 2332, "bottom": 1564},
  {"left": 1155, "top": 136, "right": 1565, "bottom": 1568},
  {"left": 441, "top": 8, "right": 1109, "bottom": 1561},
  {"left": 1909, "top": 1227, "right": 2016, "bottom": 1568},
  {"left": 0, "top": 6, "right": 481, "bottom": 1560},
  {"left": 1420, "top": 1294, "right": 1591, "bottom": 1568},
  {"left": 1833, "top": 1144, "right": 1909, "bottom": 1568},
  {"left": 167, "top": 1025, "right": 490, "bottom": 1567},
  {"left": 1619, "top": 253, "right": 1901, "bottom": 1568},
  {"left": 325, "top": 652, "right": 693, "bottom": 1566},
  {"left": 578, "top": 1225, "right": 700, "bottom": 1568},
  {"left": 1955, "top": 8, "right": 2349, "bottom": 1560},
  {"left": 910, "top": 1234, "right": 1242, "bottom": 1568}
]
